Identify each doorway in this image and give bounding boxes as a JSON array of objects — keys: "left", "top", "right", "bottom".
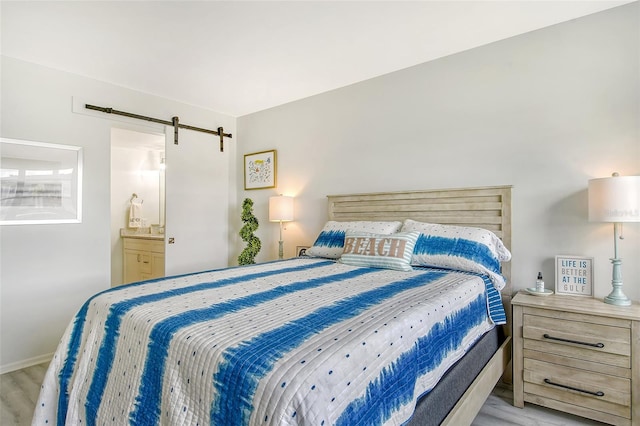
[{"left": 110, "top": 127, "right": 165, "bottom": 286}]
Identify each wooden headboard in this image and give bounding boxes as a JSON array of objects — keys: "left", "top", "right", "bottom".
[{"left": 327, "top": 185, "right": 513, "bottom": 302}]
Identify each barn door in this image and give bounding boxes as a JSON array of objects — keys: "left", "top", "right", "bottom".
[{"left": 164, "top": 127, "right": 229, "bottom": 275}]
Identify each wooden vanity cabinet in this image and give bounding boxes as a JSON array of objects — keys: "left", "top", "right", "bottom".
[{"left": 123, "top": 237, "right": 165, "bottom": 284}]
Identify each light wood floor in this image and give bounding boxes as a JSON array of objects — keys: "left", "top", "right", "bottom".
[{"left": 2, "top": 362, "right": 606, "bottom": 425}]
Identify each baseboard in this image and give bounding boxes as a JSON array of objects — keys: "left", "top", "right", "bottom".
[{"left": 0, "top": 353, "right": 53, "bottom": 375}]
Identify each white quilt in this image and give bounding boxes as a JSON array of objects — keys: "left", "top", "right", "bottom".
[{"left": 33, "top": 258, "right": 504, "bottom": 426}]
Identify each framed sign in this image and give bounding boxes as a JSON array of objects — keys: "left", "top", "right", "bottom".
[
  {"left": 244, "top": 150, "right": 276, "bottom": 190},
  {"left": 1, "top": 138, "right": 83, "bottom": 225},
  {"left": 555, "top": 255, "right": 594, "bottom": 297}
]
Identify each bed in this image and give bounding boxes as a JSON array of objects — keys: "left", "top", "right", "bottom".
[{"left": 33, "top": 185, "right": 512, "bottom": 426}]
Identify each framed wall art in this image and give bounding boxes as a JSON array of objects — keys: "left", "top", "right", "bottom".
[
  {"left": 555, "top": 255, "right": 594, "bottom": 297},
  {"left": 244, "top": 150, "right": 276, "bottom": 190},
  {"left": 1, "top": 138, "right": 83, "bottom": 225}
]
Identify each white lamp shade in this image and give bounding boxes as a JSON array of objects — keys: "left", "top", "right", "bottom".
[
  {"left": 588, "top": 174, "right": 640, "bottom": 223},
  {"left": 269, "top": 195, "right": 294, "bottom": 222}
]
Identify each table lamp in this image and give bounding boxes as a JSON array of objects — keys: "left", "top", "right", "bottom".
[
  {"left": 269, "top": 195, "right": 294, "bottom": 259},
  {"left": 588, "top": 173, "right": 640, "bottom": 306}
]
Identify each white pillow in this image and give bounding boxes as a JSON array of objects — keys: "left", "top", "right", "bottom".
[
  {"left": 306, "top": 221, "right": 402, "bottom": 259},
  {"left": 401, "top": 219, "right": 511, "bottom": 290}
]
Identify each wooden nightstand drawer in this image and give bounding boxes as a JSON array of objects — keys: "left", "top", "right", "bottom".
[
  {"left": 524, "top": 358, "right": 631, "bottom": 418},
  {"left": 524, "top": 348, "right": 631, "bottom": 379},
  {"left": 523, "top": 313, "right": 631, "bottom": 367}
]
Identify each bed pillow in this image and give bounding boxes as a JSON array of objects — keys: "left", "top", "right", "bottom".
[
  {"left": 400, "top": 219, "right": 511, "bottom": 290},
  {"left": 339, "top": 231, "right": 419, "bottom": 271},
  {"left": 306, "top": 221, "right": 402, "bottom": 259}
]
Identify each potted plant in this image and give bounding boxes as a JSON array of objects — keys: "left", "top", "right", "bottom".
[{"left": 238, "top": 198, "right": 261, "bottom": 265}]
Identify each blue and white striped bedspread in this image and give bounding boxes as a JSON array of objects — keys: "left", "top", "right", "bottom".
[{"left": 33, "top": 257, "right": 506, "bottom": 426}]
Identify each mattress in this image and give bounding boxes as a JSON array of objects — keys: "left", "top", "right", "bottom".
[
  {"left": 33, "top": 257, "right": 506, "bottom": 426},
  {"left": 407, "top": 326, "right": 503, "bottom": 425}
]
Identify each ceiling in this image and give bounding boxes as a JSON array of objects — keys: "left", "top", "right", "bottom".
[{"left": 1, "top": 1, "right": 632, "bottom": 117}]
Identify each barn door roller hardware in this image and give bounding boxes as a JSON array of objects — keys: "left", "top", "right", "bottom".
[{"left": 85, "top": 104, "right": 232, "bottom": 151}]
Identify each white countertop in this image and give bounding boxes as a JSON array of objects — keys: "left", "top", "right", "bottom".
[{"left": 120, "top": 228, "right": 165, "bottom": 240}]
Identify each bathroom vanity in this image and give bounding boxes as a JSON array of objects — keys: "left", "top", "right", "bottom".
[{"left": 122, "top": 232, "right": 165, "bottom": 284}]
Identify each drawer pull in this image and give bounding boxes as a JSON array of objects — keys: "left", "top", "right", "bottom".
[
  {"left": 542, "top": 333, "right": 604, "bottom": 348},
  {"left": 543, "top": 378, "right": 604, "bottom": 397}
]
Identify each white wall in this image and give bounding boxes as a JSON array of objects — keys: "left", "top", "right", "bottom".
[
  {"left": 0, "top": 56, "right": 236, "bottom": 372},
  {"left": 236, "top": 4, "right": 640, "bottom": 301}
]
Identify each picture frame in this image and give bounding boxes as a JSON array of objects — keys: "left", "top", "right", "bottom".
[
  {"left": 555, "top": 255, "right": 594, "bottom": 297},
  {"left": 244, "top": 150, "right": 276, "bottom": 190},
  {"left": 1, "top": 138, "right": 83, "bottom": 225}
]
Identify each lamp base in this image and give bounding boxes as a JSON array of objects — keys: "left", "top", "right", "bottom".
[
  {"left": 604, "top": 293, "right": 632, "bottom": 306},
  {"left": 604, "top": 258, "right": 632, "bottom": 307}
]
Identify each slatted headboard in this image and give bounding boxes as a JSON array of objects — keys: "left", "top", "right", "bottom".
[{"left": 327, "top": 185, "right": 513, "bottom": 303}]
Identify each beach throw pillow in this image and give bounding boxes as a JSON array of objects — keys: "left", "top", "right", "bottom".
[
  {"left": 339, "top": 231, "right": 419, "bottom": 271},
  {"left": 306, "top": 221, "right": 402, "bottom": 259},
  {"left": 401, "top": 219, "right": 511, "bottom": 290}
]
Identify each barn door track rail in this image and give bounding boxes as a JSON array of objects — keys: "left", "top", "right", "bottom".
[{"left": 85, "top": 103, "right": 232, "bottom": 151}]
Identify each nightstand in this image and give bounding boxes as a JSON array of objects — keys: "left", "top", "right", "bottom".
[{"left": 512, "top": 292, "right": 639, "bottom": 426}]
